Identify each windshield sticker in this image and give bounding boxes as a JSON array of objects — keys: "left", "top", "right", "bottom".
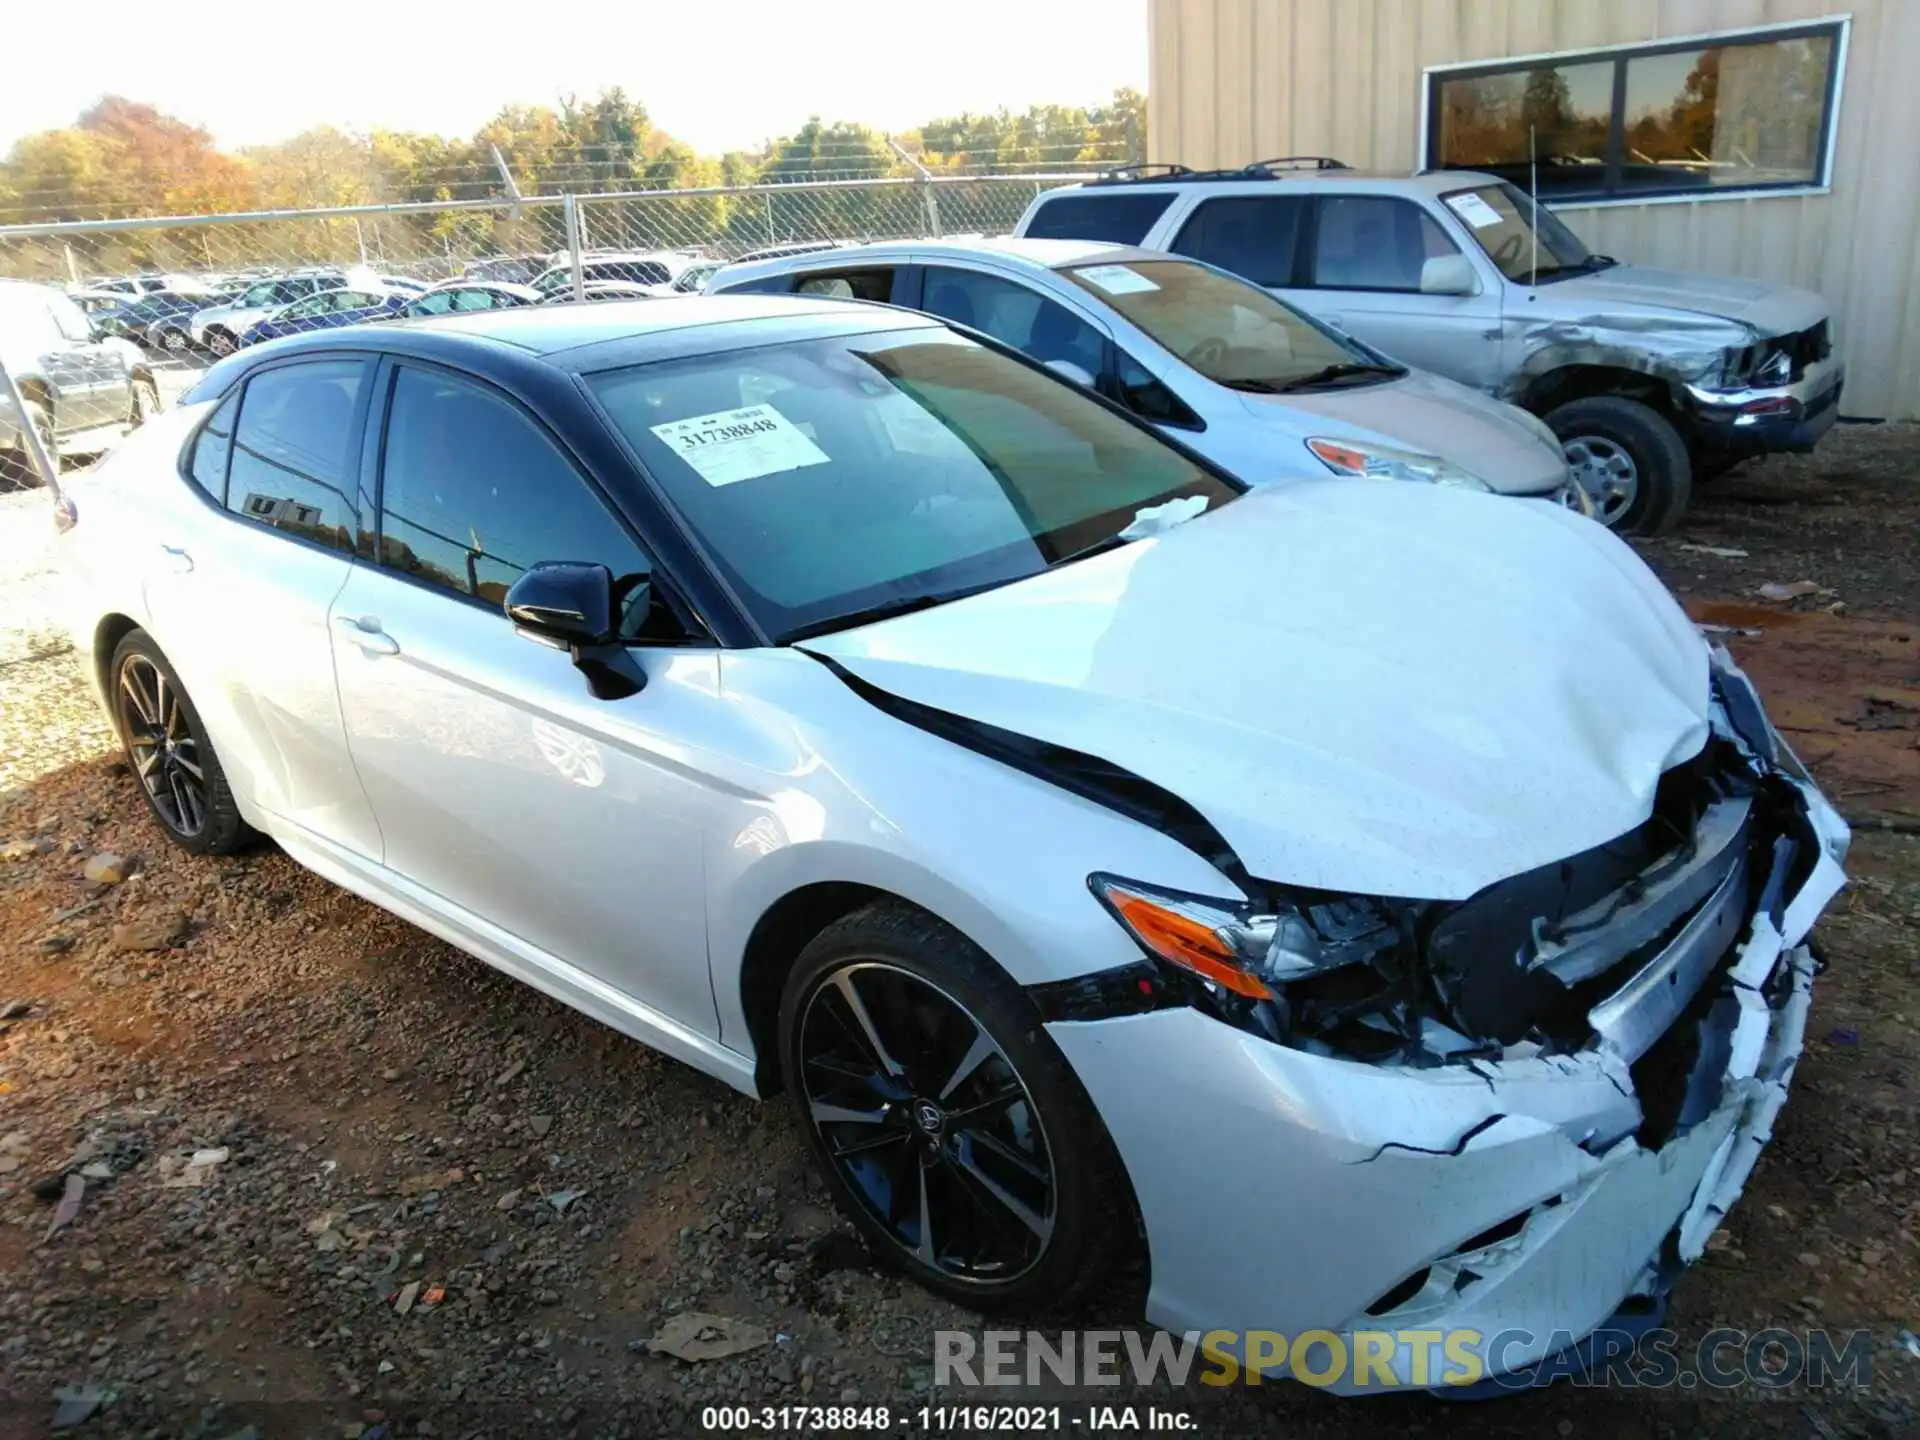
[
  {"left": 1076, "top": 264, "right": 1160, "bottom": 295},
  {"left": 649, "top": 404, "right": 829, "bottom": 487},
  {"left": 1444, "top": 193, "right": 1505, "bottom": 229}
]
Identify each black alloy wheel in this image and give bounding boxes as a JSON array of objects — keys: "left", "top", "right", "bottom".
[{"left": 799, "top": 960, "right": 1056, "bottom": 1284}]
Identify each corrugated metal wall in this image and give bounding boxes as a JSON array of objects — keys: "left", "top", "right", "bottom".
[{"left": 1148, "top": 0, "right": 1920, "bottom": 418}]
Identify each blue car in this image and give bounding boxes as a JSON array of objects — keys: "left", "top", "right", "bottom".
[{"left": 238, "top": 287, "right": 407, "bottom": 347}]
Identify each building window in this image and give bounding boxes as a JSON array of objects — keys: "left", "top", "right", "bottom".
[{"left": 1426, "top": 21, "right": 1845, "bottom": 202}]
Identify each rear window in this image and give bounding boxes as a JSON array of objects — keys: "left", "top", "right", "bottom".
[{"left": 1024, "top": 191, "right": 1175, "bottom": 245}]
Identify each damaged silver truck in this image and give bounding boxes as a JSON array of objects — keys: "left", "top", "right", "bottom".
[{"left": 1015, "top": 162, "right": 1845, "bottom": 533}]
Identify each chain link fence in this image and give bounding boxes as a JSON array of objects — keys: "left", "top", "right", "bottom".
[{"left": 0, "top": 172, "right": 1084, "bottom": 300}]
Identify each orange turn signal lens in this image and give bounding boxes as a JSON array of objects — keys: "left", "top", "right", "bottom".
[
  {"left": 1306, "top": 438, "right": 1369, "bottom": 474},
  {"left": 1108, "top": 889, "right": 1273, "bottom": 1000}
]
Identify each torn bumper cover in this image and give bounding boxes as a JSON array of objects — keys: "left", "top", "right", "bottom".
[{"left": 1046, "top": 653, "right": 1848, "bottom": 1392}]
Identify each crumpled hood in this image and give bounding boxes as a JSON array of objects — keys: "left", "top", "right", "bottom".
[
  {"left": 1543, "top": 265, "right": 1829, "bottom": 338},
  {"left": 800, "top": 483, "right": 1710, "bottom": 898},
  {"left": 1242, "top": 368, "right": 1569, "bottom": 494}
]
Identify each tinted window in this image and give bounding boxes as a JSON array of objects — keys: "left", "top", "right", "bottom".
[
  {"left": 584, "top": 261, "right": 670, "bottom": 286},
  {"left": 451, "top": 288, "right": 498, "bottom": 311},
  {"left": 794, "top": 269, "right": 894, "bottom": 301},
  {"left": 1024, "top": 191, "right": 1175, "bottom": 244},
  {"left": 588, "top": 329, "right": 1235, "bottom": 641},
  {"left": 224, "top": 360, "right": 365, "bottom": 553},
  {"left": 408, "top": 291, "right": 458, "bottom": 316},
  {"left": 377, "top": 366, "right": 652, "bottom": 625},
  {"left": 1309, "top": 197, "right": 1460, "bottom": 292},
  {"left": 920, "top": 268, "right": 1105, "bottom": 379},
  {"left": 1169, "top": 196, "right": 1309, "bottom": 287},
  {"left": 1113, "top": 350, "right": 1202, "bottom": 429},
  {"left": 186, "top": 392, "right": 238, "bottom": 501}
]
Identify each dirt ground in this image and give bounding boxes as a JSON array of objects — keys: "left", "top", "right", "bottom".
[{"left": 0, "top": 425, "right": 1915, "bottom": 1439}]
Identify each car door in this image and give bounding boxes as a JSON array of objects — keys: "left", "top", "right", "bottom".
[
  {"left": 1286, "top": 195, "right": 1504, "bottom": 387},
  {"left": 140, "top": 357, "right": 385, "bottom": 858},
  {"left": 327, "top": 359, "right": 719, "bottom": 1038}
]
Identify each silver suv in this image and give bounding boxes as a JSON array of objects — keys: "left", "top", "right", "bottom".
[{"left": 1015, "top": 161, "right": 1844, "bottom": 533}]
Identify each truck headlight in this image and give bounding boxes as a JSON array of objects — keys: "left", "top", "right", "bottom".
[{"left": 1305, "top": 437, "right": 1493, "bottom": 492}]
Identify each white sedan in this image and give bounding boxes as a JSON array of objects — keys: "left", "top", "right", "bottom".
[{"left": 53, "top": 295, "right": 1847, "bottom": 1390}]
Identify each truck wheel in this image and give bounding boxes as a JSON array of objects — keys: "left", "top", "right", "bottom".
[{"left": 1546, "top": 396, "right": 1692, "bottom": 535}]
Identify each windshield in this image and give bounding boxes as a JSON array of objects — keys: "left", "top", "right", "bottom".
[
  {"left": 1061, "top": 258, "right": 1392, "bottom": 391},
  {"left": 1442, "top": 183, "right": 1599, "bottom": 284},
  {"left": 590, "top": 327, "right": 1238, "bottom": 642}
]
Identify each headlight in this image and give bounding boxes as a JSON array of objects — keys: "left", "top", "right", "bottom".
[
  {"left": 1305, "top": 437, "right": 1493, "bottom": 492},
  {"left": 1090, "top": 874, "right": 1404, "bottom": 999}
]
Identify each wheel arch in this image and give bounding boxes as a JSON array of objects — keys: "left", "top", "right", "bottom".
[
  {"left": 92, "top": 613, "right": 144, "bottom": 700},
  {"left": 1516, "top": 363, "right": 1680, "bottom": 419}
]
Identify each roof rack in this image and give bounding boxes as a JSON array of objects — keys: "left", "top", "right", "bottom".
[{"left": 1085, "top": 156, "right": 1349, "bottom": 186}]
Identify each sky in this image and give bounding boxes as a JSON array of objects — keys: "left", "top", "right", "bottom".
[{"left": 2, "top": 0, "right": 1149, "bottom": 154}]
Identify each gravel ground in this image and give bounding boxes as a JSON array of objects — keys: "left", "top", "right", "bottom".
[{"left": 0, "top": 427, "right": 1915, "bottom": 1439}]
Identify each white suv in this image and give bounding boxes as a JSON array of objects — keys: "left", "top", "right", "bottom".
[{"left": 1015, "top": 161, "right": 1845, "bottom": 533}]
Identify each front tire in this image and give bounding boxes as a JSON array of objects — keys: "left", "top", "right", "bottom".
[
  {"left": 778, "top": 902, "right": 1138, "bottom": 1314},
  {"left": 109, "top": 631, "right": 253, "bottom": 855},
  {"left": 205, "top": 329, "right": 236, "bottom": 358},
  {"left": 1546, "top": 395, "right": 1693, "bottom": 535}
]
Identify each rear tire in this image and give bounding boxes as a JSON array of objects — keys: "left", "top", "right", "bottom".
[
  {"left": 109, "top": 630, "right": 254, "bottom": 856},
  {"left": 1546, "top": 395, "right": 1693, "bottom": 535},
  {"left": 778, "top": 901, "right": 1140, "bottom": 1315},
  {"left": 0, "top": 401, "right": 55, "bottom": 491}
]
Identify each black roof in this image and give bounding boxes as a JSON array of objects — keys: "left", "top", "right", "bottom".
[{"left": 1082, "top": 156, "right": 1350, "bottom": 186}]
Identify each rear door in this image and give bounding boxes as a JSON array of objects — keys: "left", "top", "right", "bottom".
[{"left": 139, "top": 357, "right": 384, "bottom": 858}]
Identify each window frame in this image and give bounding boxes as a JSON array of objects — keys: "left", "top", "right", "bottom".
[
  {"left": 364, "top": 356, "right": 658, "bottom": 624},
  {"left": 216, "top": 355, "right": 375, "bottom": 559},
  {"left": 1421, "top": 16, "right": 1850, "bottom": 206}
]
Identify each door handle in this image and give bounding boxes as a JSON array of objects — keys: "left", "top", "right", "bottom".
[
  {"left": 159, "top": 544, "right": 193, "bottom": 574},
  {"left": 334, "top": 615, "right": 400, "bottom": 657}
]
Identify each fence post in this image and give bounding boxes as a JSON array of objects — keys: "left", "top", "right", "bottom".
[
  {"left": 0, "top": 357, "right": 61, "bottom": 496},
  {"left": 562, "top": 193, "right": 587, "bottom": 303},
  {"left": 888, "top": 139, "right": 941, "bottom": 238}
]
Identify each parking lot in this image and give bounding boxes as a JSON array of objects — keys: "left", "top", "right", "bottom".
[{"left": 0, "top": 420, "right": 1910, "bottom": 1436}]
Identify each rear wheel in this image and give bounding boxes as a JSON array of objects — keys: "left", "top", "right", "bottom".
[
  {"left": 1546, "top": 395, "right": 1693, "bottom": 535},
  {"left": 109, "top": 631, "right": 253, "bottom": 855},
  {"left": 0, "top": 401, "right": 55, "bottom": 491},
  {"left": 779, "top": 902, "right": 1138, "bottom": 1314}
]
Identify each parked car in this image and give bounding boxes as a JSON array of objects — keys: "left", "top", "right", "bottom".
[
  {"left": 95, "top": 287, "right": 238, "bottom": 347},
  {"left": 237, "top": 287, "right": 410, "bottom": 347},
  {"left": 540, "top": 280, "right": 663, "bottom": 305},
  {"left": 0, "top": 279, "right": 161, "bottom": 487},
  {"left": 58, "top": 295, "right": 1847, "bottom": 1387},
  {"left": 529, "top": 250, "right": 697, "bottom": 298},
  {"left": 1015, "top": 162, "right": 1845, "bottom": 531},
  {"left": 77, "top": 275, "right": 170, "bottom": 297},
  {"left": 188, "top": 271, "right": 348, "bottom": 357},
  {"left": 400, "top": 281, "right": 542, "bottom": 318},
  {"left": 460, "top": 254, "right": 551, "bottom": 285},
  {"left": 712, "top": 237, "right": 1584, "bottom": 510}
]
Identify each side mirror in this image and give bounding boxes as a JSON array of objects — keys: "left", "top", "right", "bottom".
[
  {"left": 1044, "top": 358, "right": 1097, "bottom": 388},
  {"left": 1419, "top": 254, "right": 1479, "bottom": 297},
  {"left": 504, "top": 562, "right": 645, "bottom": 700}
]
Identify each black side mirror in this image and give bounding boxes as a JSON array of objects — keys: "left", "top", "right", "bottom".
[{"left": 504, "top": 562, "right": 644, "bottom": 700}]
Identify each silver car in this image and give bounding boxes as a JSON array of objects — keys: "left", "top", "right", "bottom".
[
  {"left": 710, "top": 238, "right": 1586, "bottom": 512},
  {"left": 1016, "top": 166, "right": 1845, "bottom": 532}
]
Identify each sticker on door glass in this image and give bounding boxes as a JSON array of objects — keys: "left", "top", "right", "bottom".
[
  {"left": 649, "top": 404, "right": 829, "bottom": 487},
  {"left": 1444, "top": 193, "right": 1505, "bottom": 229},
  {"left": 1075, "top": 264, "right": 1160, "bottom": 295}
]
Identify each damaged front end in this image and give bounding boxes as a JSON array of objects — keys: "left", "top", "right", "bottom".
[{"left": 1065, "top": 650, "right": 1849, "bottom": 1386}]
